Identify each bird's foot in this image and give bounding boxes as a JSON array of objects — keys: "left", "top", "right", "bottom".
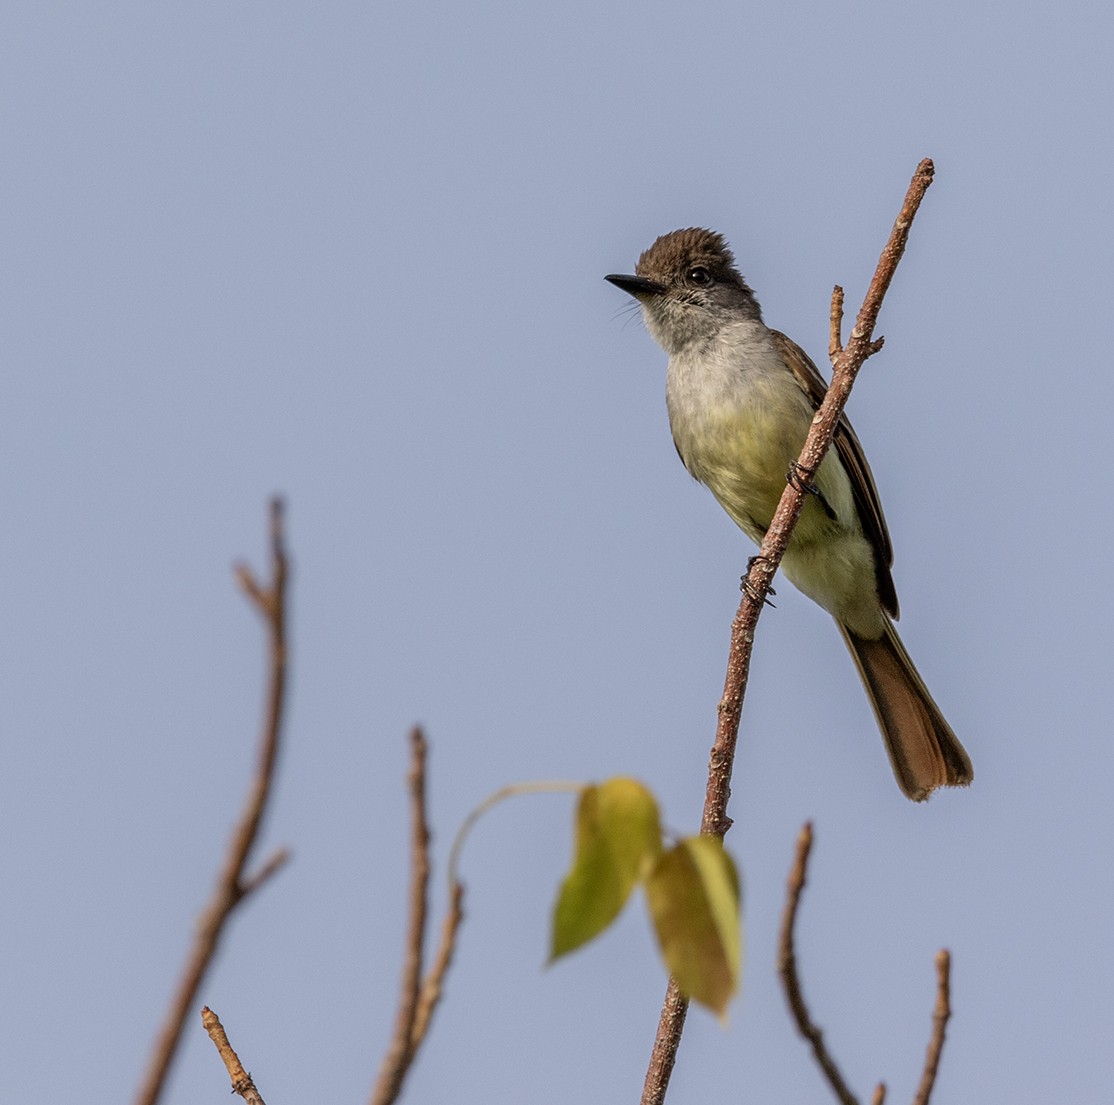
[
  {"left": 741, "top": 556, "right": 777, "bottom": 607},
  {"left": 787, "top": 460, "right": 819, "bottom": 496}
]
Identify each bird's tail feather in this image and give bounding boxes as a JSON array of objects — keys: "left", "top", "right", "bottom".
[{"left": 839, "top": 620, "right": 973, "bottom": 801}]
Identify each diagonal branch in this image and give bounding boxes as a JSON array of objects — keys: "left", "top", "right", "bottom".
[
  {"left": 640, "top": 159, "right": 936, "bottom": 1105},
  {"left": 704, "top": 157, "right": 934, "bottom": 842},
  {"left": 777, "top": 823, "right": 859, "bottom": 1105},
  {"left": 134, "top": 499, "right": 291, "bottom": 1105}
]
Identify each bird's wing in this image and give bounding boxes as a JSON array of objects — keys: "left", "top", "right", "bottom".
[{"left": 771, "top": 329, "right": 899, "bottom": 618}]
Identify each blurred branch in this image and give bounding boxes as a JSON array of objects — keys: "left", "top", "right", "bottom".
[
  {"left": 641, "top": 159, "right": 936, "bottom": 1105},
  {"left": 410, "top": 880, "right": 465, "bottom": 1049},
  {"left": 370, "top": 767, "right": 587, "bottom": 1103},
  {"left": 777, "top": 824, "right": 859, "bottom": 1105},
  {"left": 201, "top": 1006, "right": 268, "bottom": 1105},
  {"left": 778, "top": 824, "right": 955, "bottom": 1105},
  {"left": 371, "top": 728, "right": 433, "bottom": 1105},
  {"left": 134, "top": 499, "right": 291, "bottom": 1105},
  {"left": 370, "top": 730, "right": 469, "bottom": 1105}
]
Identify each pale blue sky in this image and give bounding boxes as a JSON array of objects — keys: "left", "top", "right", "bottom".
[{"left": 2, "top": 2, "right": 1111, "bottom": 1102}]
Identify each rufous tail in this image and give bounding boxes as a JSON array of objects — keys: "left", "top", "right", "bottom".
[{"left": 839, "top": 619, "right": 973, "bottom": 801}]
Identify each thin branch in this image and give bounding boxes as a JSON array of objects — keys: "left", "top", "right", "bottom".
[
  {"left": 829, "top": 284, "right": 845, "bottom": 361},
  {"left": 642, "top": 981, "right": 691, "bottom": 1104},
  {"left": 371, "top": 728, "right": 434, "bottom": 1105},
  {"left": 641, "top": 159, "right": 936, "bottom": 1105},
  {"left": 777, "top": 824, "right": 859, "bottom": 1105},
  {"left": 239, "top": 846, "right": 292, "bottom": 898},
  {"left": 911, "top": 950, "right": 952, "bottom": 1105},
  {"left": 134, "top": 499, "right": 291, "bottom": 1105},
  {"left": 410, "top": 879, "right": 465, "bottom": 1049},
  {"left": 369, "top": 738, "right": 494, "bottom": 1105},
  {"left": 201, "top": 1006, "right": 268, "bottom": 1105},
  {"left": 871, "top": 1084, "right": 886, "bottom": 1105},
  {"left": 369, "top": 770, "right": 583, "bottom": 1105}
]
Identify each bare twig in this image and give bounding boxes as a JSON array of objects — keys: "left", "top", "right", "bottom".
[
  {"left": 410, "top": 880, "right": 465, "bottom": 1048},
  {"left": 779, "top": 826, "right": 954, "bottom": 1105},
  {"left": 134, "top": 499, "right": 291, "bottom": 1105},
  {"left": 201, "top": 1006, "right": 267, "bottom": 1105},
  {"left": 369, "top": 737, "right": 496, "bottom": 1105},
  {"left": 641, "top": 159, "right": 936, "bottom": 1105},
  {"left": 911, "top": 950, "right": 952, "bottom": 1105},
  {"left": 239, "top": 846, "right": 292, "bottom": 898},
  {"left": 829, "top": 284, "right": 845, "bottom": 362},
  {"left": 371, "top": 728, "right": 434, "bottom": 1105},
  {"left": 777, "top": 824, "right": 859, "bottom": 1105}
]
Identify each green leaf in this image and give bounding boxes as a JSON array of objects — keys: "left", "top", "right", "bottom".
[
  {"left": 644, "top": 836, "right": 742, "bottom": 1017},
  {"left": 550, "top": 777, "right": 662, "bottom": 960}
]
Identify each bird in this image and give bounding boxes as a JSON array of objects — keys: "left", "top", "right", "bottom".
[{"left": 606, "top": 227, "right": 972, "bottom": 800}]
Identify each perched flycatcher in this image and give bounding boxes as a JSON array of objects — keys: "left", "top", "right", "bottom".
[{"left": 606, "top": 227, "right": 972, "bottom": 801}]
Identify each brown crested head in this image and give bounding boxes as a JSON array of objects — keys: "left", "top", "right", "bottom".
[
  {"left": 634, "top": 228, "right": 747, "bottom": 291},
  {"left": 606, "top": 227, "right": 761, "bottom": 353}
]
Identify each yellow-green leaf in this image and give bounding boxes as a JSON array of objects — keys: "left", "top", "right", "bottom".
[
  {"left": 550, "top": 777, "right": 662, "bottom": 960},
  {"left": 644, "top": 836, "right": 742, "bottom": 1017}
]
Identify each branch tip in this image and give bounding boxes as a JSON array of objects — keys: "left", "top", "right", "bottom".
[
  {"left": 268, "top": 495, "right": 285, "bottom": 536},
  {"left": 202, "top": 1007, "right": 267, "bottom": 1105},
  {"left": 234, "top": 563, "right": 265, "bottom": 608},
  {"left": 912, "top": 949, "right": 952, "bottom": 1105},
  {"left": 829, "top": 285, "right": 845, "bottom": 362}
]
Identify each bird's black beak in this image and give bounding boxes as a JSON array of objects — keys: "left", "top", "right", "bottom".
[{"left": 605, "top": 273, "right": 664, "bottom": 299}]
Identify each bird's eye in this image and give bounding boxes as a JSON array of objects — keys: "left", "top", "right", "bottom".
[{"left": 687, "top": 266, "right": 712, "bottom": 285}]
